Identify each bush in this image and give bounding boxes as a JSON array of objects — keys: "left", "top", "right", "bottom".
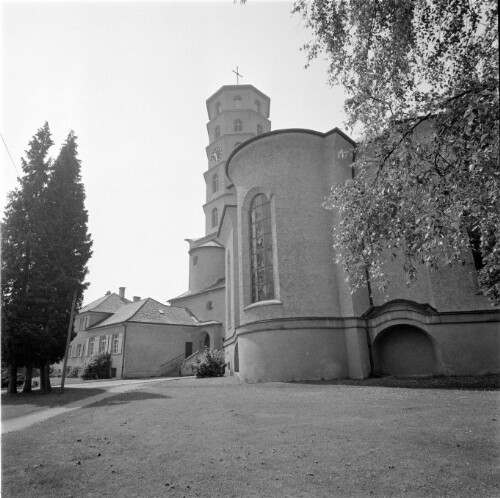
[
  {"left": 66, "top": 366, "right": 80, "bottom": 378},
  {"left": 192, "top": 349, "right": 226, "bottom": 378},
  {"left": 82, "top": 352, "right": 111, "bottom": 380}
]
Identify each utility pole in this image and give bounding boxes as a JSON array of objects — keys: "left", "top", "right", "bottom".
[{"left": 60, "top": 290, "right": 77, "bottom": 394}]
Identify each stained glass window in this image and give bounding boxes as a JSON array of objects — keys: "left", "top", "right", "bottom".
[{"left": 250, "top": 194, "right": 274, "bottom": 302}]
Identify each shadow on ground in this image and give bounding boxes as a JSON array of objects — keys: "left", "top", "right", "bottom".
[
  {"left": 293, "top": 374, "right": 500, "bottom": 391},
  {"left": 84, "top": 391, "right": 170, "bottom": 409},
  {"left": 1, "top": 387, "right": 108, "bottom": 421},
  {"left": 1, "top": 387, "right": 106, "bottom": 407}
]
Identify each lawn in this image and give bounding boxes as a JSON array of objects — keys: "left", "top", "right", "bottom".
[{"left": 2, "top": 376, "right": 499, "bottom": 497}]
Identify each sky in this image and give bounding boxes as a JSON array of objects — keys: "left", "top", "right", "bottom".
[{"left": 1, "top": 0, "right": 348, "bottom": 307}]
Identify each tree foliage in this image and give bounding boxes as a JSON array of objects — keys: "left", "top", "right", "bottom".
[
  {"left": 1, "top": 124, "right": 92, "bottom": 392},
  {"left": 293, "top": 0, "right": 499, "bottom": 303}
]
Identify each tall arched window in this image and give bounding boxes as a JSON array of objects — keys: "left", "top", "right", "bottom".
[
  {"left": 234, "top": 119, "right": 242, "bottom": 132},
  {"left": 257, "top": 124, "right": 263, "bottom": 135},
  {"left": 212, "top": 207, "right": 218, "bottom": 228},
  {"left": 212, "top": 173, "right": 219, "bottom": 193},
  {"left": 215, "top": 102, "right": 221, "bottom": 114},
  {"left": 234, "top": 95, "right": 242, "bottom": 108},
  {"left": 250, "top": 194, "right": 274, "bottom": 302},
  {"left": 255, "top": 100, "right": 261, "bottom": 114},
  {"left": 227, "top": 252, "right": 232, "bottom": 328},
  {"left": 215, "top": 125, "right": 220, "bottom": 140}
]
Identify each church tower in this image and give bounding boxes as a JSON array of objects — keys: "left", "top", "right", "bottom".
[{"left": 203, "top": 85, "right": 271, "bottom": 235}]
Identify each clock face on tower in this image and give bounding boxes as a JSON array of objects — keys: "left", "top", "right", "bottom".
[{"left": 210, "top": 146, "right": 223, "bottom": 164}]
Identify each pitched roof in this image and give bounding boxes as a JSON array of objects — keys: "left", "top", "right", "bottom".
[
  {"left": 169, "top": 278, "right": 225, "bottom": 302},
  {"left": 90, "top": 298, "right": 201, "bottom": 328},
  {"left": 79, "top": 293, "right": 131, "bottom": 314}
]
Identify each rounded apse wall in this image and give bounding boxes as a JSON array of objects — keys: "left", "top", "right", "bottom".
[{"left": 237, "top": 325, "right": 350, "bottom": 382}]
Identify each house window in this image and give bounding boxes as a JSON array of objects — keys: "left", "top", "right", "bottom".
[
  {"left": 206, "top": 300, "right": 213, "bottom": 310},
  {"left": 215, "top": 125, "right": 220, "bottom": 140},
  {"left": 99, "top": 336, "right": 107, "bottom": 353},
  {"left": 193, "top": 256, "right": 198, "bottom": 266},
  {"left": 76, "top": 343, "right": 82, "bottom": 357},
  {"left": 212, "top": 207, "right": 218, "bottom": 228},
  {"left": 234, "top": 95, "right": 242, "bottom": 108},
  {"left": 89, "top": 337, "right": 96, "bottom": 356},
  {"left": 234, "top": 119, "right": 242, "bottom": 132},
  {"left": 250, "top": 194, "right": 274, "bottom": 302},
  {"left": 255, "top": 100, "right": 261, "bottom": 114},
  {"left": 257, "top": 124, "right": 263, "bottom": 135},
  {"left": 215, "top": 102, "right": 221, "bottom": 114},
  {"left": 112, "top": 334, "right": 119, "bottom": 354},
  {"left": 212, "top": 174, "right": 219, "bottom": 193}
]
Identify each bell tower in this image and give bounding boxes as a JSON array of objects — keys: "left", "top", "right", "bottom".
[{"left": 203, "top": 85, "right": 271, "bottom": 235}]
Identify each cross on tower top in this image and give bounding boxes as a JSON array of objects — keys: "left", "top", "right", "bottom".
[{"left": 232, "top": 66, "right": 243, "bottom": 85}]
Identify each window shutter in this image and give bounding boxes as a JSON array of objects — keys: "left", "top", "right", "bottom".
[
  {"left": 84, "top": 338, "right": 89, "bottom": 356},
  {"left": 117, "top": 332, "right": 123, "bottom": 354},
  {"left": 106, "top": 335, "right": 112, "bottom": 353}
]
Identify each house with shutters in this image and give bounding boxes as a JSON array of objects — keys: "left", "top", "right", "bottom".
[{"left": 65, "top": 287, "right": 222, "bottom": 379}]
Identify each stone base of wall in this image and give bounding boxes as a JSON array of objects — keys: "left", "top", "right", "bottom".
[{"left": 228, "top": 303, "right": 500, "bottom": 383}]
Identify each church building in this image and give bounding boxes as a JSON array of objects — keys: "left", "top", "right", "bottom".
[{"left": 169, "top": 83, "right": 500, "bottom": 383}]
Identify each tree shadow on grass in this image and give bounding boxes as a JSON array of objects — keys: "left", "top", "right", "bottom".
[
  {"left": 1, "top": 387, "right": 106, "bottom": 408},
  {"left": 84, "top": 391, "right": 170, "bottom": 409},
  {"left": 292, "top": 374, "right": 500, "bottom": 391},
  {"left": 1, "top": 388, "right": 108, "bottom": 421}
]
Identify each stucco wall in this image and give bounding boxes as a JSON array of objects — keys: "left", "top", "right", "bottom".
[
  {"left": 123, "top": 323, "right": 194, "bottom": 378},
  {"left": 237, "top": 321, "right": 350, "bottom": 383},
  {"left": 170, "top": 288, "right": 225, "bottom": 349},
  {"left": 429, "top": 320, "right": 500, "bottom": 375},
  {"left": 188, "top": 245, "right": 224, "bottom": 293}
]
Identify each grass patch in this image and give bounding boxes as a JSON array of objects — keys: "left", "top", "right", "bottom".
[
  {"left": 295, "top": 374, "right": 500, "bottom": 391},
  {"left": 2, "top": 377, "right": 499, "bottom": 497}
]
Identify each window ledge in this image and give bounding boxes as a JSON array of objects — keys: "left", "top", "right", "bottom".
[{"left": 243, "top": 299, "right": 283, "bottom": 311}]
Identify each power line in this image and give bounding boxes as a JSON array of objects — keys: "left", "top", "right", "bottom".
[
  {"left": 1, "top": 131, "right": 78, "bottom": 285},
  {"left": 1, "top": 132, "right": 21, "bottom": 178}
]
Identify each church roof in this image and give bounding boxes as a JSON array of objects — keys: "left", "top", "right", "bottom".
[
  {"left": 206, "top": 84, "right": 270, "bottom": 105},
  {"left": 169, "top": 278, "right": 225, "bottom": 302},
  {"left": 90, "top": 298, "right": 201, "bottom": 328},
  {"left": 189, "top": 240, "right": 224, "bottom": 252},
  {"left": 79, "top": 293, "right": 131, "bottom": 314},
  {"left": 226, "top": 127, "right": 356, "bottom": 182}
]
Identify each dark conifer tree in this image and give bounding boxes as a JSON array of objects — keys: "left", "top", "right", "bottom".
[
  {"left": 1, "top": 123, "right": 53, "bottom": 393},
  {"left": 41, "top": 131, "right": 93, "bottom": 389},
  {"left": 1, "top": 126, "right": 93, "bottom": 393}
]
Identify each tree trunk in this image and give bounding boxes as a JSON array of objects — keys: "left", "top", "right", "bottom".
[
  {"left": 22, "top": 365, "right": 33, "bottom": 393},
  {"left": 44, "top": 363, "right": 52, "bottom": 392},
  {"left": 39, "top": 363, "right": 46, "bottom": 391},
  {"left": 7, "top": 364, "right": 18, "bottom": 394},
  {"left": 38, "top": 363, "right": 45, "bottom": 391}
]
